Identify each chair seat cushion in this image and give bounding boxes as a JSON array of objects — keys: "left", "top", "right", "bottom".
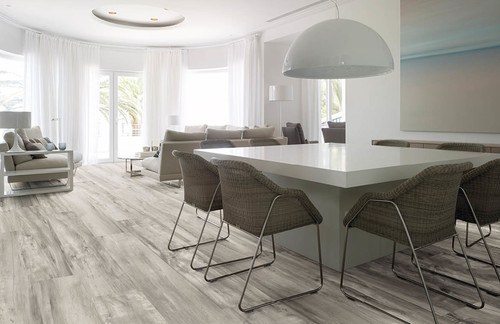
[
  {"left": 15, "top": 154, "right": 68, "bottom": 170},
  {"left": 142, "top": 157, "right": 160, "bottom": 173}
]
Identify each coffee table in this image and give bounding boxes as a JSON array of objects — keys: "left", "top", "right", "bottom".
[{"left": 118, "top": 156, "right": 143, "bottom": 177}]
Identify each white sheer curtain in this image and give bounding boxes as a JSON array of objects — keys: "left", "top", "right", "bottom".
[
  {"left": 143, "top": 48, "right": 184, "bottom": 144},
  {"left": 243, "top": 35, "right": 264, "bottom": 127},
  {"left": 227, "top": 34, "right": 264, "bottom": 127},
  {"left": 227, "top": 40, "right": 245, "bottom": 126},
  {"left": 301, "top": 79, "right": 322, "bottom": 142},
  {"left": 24, "top": 31, "right": 100, "bottom": 163}
]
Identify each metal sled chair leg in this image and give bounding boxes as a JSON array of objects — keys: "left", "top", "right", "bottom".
[
  {"left": 340, "top": 162, "right": 481, "bottom": 324},
  {"left": 207, "top": 159, "right": 324, "bottom": 312},
  {"left": 169, "top": 151, "right": 229, "bottom": 252},
  {"left": 168, "top": 200, "right": 230, "bottom": 252}
]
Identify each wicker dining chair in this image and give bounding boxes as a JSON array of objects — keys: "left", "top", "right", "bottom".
[
  {"left": 250, "top": 138, "right": 281, "bottom": 146},
  {"left": 451, "top": 159, "right": 500, "bottom": 289},
  {"left": 373, "top": 139, "right": 410, "bottom": 147},
  {"left": 436, "top": 142, "right": 485, "bottom": 152},
  {"left": 341, "top": 162, "right": 484, "bottom": 324},
  {"left": 205, "top": 159, "right": 323, "bottom": 312},
  {"left": 200, "top": 139, "right": 235, "bottom": 149},
  {"left": 170, "top": 151, "right": 230, "bottom": 270}
]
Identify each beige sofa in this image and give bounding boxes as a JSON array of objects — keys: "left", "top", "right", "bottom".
[
  {"left": 1, "top": 126, "right": 83, "bottom": 183},
  {"left": 142, "top": 127, "right": 287, "bottom": 182}
]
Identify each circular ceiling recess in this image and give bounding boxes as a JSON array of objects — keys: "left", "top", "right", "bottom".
[{"left": 92, "top": 5, "right": 185, "bottom": 28}]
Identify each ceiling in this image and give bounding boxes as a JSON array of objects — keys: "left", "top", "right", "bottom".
[
  {"left": 401, "top": 0, "right": 500, "bottom": 59},
  {"left": 0, "top": 0, "right": 339, "bottom": 47}
]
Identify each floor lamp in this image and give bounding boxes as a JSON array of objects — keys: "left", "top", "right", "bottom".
[
  {"left": 0, "top": 111, "right": 32, "bottom": 152},
  {"left": 269, "top": 85, "right": 294, "bottom": 131}
]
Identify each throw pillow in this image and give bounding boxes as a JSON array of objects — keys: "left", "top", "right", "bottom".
[
  {"left": 206, "top": 128, "right": 242, "bottom": 140},
  {"left": 242, "top": 126, "right": 275, "bottom": 139},
  {"left": 24, "top": 141, "right": 47, "bottom": 159},
  {"left": 2, "top": 132, "right": 33, "bottom": 165},
  {"left": 164, "top": 130, "right": 206, "bottom": 141}
]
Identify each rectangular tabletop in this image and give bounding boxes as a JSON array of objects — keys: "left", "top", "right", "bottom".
[{"left": 195, "top": 143, "right": 499, "bottom": 188}]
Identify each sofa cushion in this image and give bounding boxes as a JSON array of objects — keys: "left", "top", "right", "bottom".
[
  {"left": 15, "top": 154, "right": 68, "bottom": 171},
  {"left": 3, "top": 132, "right": 33, "bottom": 165},
  {"left": 206, "top": 128, "right": 242, "bottom": 140},
  {"left": 226, "top": 125, "right": 249, "bottom": 131},
  {"left": 164, "top": 130, "right": 206, "bottom": 141},
  {"left": 185, "top": 124, "right": 207, "bottom": 133},
  {"left": 142, "top": 156, "right": 160, "bottom": 173},
  {"left": 206, "top": 125, "right": 227, "bottom": 130},
  {"left": 327, "top": 121, "right": 346, "bottom": 128},
  {"left": 242, "top": 126, "right": 275, "bottom": 139},
  {"left": 18, "top": 126, "right": 43, "bottom": 141}
]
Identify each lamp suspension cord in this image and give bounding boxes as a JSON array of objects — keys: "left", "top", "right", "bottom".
[{"left": 330, "top": 0, "right": 340, "bottom": 19}]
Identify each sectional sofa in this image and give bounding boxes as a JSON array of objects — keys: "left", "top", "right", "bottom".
[{"left": 142, "top": 126, "right": 287, "bottom": 182}]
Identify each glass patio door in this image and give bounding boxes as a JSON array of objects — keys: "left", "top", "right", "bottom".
[{"left": 98, "top": 72, "right": 143, "bottom": 162}]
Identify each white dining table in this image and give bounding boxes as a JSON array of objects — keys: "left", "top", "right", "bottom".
[{"left": 195, "top": 143, "right": 499, "bottom": 270}]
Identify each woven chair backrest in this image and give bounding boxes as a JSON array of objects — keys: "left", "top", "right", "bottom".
[
  {"left": 391, "top": 163, "right": 472, "bottom": 241},
  {"left": 214, "top": 159, "right": 320, "bottom": 236},
  {"left": 172, "top": 151, "right": 222, "bottom": 212},
  {"left": 456, "top": 159, "right": 500, "bottom": 224},
  {"left": 436, "top": 142, "right": 485, "bottom": 152}
]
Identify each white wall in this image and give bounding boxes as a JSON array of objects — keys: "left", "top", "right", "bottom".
[
  {"left": 187, "top": 45, "right": 227, "bottom": 69},
  {"left": 263, "top": 0, "right": 500, "bottom": 146},
  {"left": 100, "top": 46, "right": 145, "bottom": 72},
  {"left": 0, "top": 18, "right": 24, "bottom": 55},
  {"left": 264, "top": 42, "right": 302, "bottom": 135}
]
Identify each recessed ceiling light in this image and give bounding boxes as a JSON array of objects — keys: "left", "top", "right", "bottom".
[{"left": 92, "top": 5, "right": 184, "bottom": 28}]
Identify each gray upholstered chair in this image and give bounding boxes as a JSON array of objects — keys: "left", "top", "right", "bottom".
[
  {"left": 170, "top": 151, "right": 230, "bottom": 271},
  {"left": 373, "top": 139, "right": 410, "bottom": 147},
  {"left": 322, "top": 128, "right": 345, "bottom": 143},
  {"left": 341, "top": 162, "right": 483, "bottom": 323},
  {"left": 249, "top": 138, "right": 281, "bottom": 146},
  {"left": 200, "top": 139, "right": 235, "bottom": 149},
  {"left": 205, "top": 159, "right": 323, "bottom": 312},
  {"left": 436, "top": 142, "right": 485, "bottom": 152},
  {"left": 282, "top": 122, "right": 308, "bottom": 144},
  {"left": 451, "top": 159, "right": 500, "bottom": 290}
]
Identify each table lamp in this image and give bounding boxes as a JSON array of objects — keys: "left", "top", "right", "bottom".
[
  {"left": 0, "top": 111, "right": 32, "bottom": 152},
  {"left": 269, "top": 85, "right": 294, "bottom": 129}
]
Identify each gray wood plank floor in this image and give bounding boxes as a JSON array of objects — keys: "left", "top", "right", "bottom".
[{"left": 1, "top": 163, "right": 499, "bottom": 323}]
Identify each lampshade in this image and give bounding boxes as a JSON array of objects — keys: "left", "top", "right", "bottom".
[
  {"left": 0, "top": 111, "right": 31, "bottom": 129},
  {"left": 269, "top": 85, "right": 294, "bottom": 101},
  {"left": 282, "top": 19, "right": 394, "bottom": 79},
  {"left": 167, "top": 115, "right": 180, "bottom": 125}
]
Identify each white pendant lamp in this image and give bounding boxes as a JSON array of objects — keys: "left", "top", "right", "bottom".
[{"left": 283, "top": 0, "right": 394, "bottom": 79}]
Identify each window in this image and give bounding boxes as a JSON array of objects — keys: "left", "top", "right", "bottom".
[
  {"left": 0, "top": 53, "right": 24, "bottom": 111},
  {"left": 98, "top": 72, "right": 144, "bottom": 161},
  {"left": 319, "top": 79, "right": 345, "bottom": 125},
  {"left": 183, "top": 68, "right": 229, "bottom": 125}
]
